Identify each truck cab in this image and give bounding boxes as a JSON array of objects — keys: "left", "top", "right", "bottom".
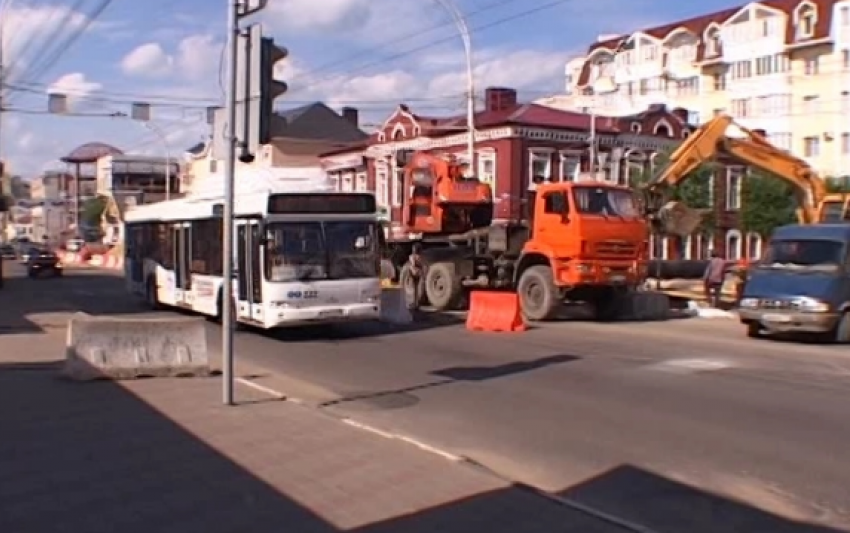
[{"left": 738, "top": 224, "right": 850, "bottom": 342}]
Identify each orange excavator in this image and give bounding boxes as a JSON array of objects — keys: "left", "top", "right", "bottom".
[
  {"left": 640, "top": 114, "right": 850, "bottom": 236},
  {"left": 383, "top": 149, "right": 649, "bottom": 321}
]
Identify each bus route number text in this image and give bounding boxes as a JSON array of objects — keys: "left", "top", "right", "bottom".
[{"left": 287, "top": 290, "right": 318, "bottom": 299}]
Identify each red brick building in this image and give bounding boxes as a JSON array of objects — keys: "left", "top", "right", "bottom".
[{"left": 321, "top": 87, "right": 695, "bottom": 239}]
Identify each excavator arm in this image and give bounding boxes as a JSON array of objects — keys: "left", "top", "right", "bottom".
[{"left": 643, "top": 115, "right": 826, "bottom": 235}]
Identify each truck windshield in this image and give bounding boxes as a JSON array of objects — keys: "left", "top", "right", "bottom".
[
  {"left": 760, "top": 239, "right": 844, "bottom": 271},
  {"left": 819, "top": 201, "right": 846, "bottom": 222},
  {"left": 572, "top": 186, "right": 639, "bottom": 218},
  {"left": 265, "top": 221, "right": 378, "bottom": 282}
]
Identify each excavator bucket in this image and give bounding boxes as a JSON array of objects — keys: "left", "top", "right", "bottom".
[{"left": 655, "top": 201, "right": 711, "bottom": 237}]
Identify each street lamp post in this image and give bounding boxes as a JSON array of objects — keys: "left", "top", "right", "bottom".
[
  {"left": 144, "top": 122, "right": 172, "bottom": 200},
  {"left": 433, "top": 0, "right": 475, "bottom": 166}
]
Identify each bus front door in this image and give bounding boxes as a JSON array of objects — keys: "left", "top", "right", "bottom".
[
  {"left": 235, "top": 219, "right": 263, "bottom": 324},
  {"left": 171, "top": 222, "right": 192, "bottom": 307}
]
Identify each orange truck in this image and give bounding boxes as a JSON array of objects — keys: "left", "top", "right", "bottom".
[{"left": 382, "top": 150, "right": 649, "bottom": 320}]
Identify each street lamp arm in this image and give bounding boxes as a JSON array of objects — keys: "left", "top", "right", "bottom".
[{"left": 432, "top": 0, "right": 475, "bottom": 166}]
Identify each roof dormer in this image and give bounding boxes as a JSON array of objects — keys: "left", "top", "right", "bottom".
[
  {"left": 794, "top": 1, "right": 817, "bottom": 40},
  {"left": 703, "top": 23, "right": 722, "bottom": 58}
]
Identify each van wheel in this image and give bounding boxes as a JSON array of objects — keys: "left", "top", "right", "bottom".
[
  {"left": 831, "top": 312, "right": 850, "bottom": 343},
  {"left": 425, "top": 262, "right": 462, "bottom": 310},
  {"left": 746, "top": 322, "right": 762, "bottom": 338},
  {"left": 518, "top": 265, "right": 559, "bottom": 321}
]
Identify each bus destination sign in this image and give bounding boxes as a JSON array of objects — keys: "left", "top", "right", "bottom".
[{"left": 267, "top": 193, "right": 376, "bottom": 214}]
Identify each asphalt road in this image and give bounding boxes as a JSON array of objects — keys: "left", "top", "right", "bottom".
[{"left": 7, "top": 265, "right": 850, "bottom": 532}]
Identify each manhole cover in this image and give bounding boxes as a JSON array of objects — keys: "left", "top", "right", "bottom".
[{"left": 322, "top": 391, "right": 420, "bottom": 411}]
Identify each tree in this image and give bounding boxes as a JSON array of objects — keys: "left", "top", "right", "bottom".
[
  {"left": 80, "top": 196, "right": 109, "bottom": 228},
  {"left": 739, "top": 171, "right": 796, "bottom": 238}
]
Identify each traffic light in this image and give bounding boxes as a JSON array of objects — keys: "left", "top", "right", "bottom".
[
  {"left": 234, "top": 25, "right": 288, "bottom": 162},
  {"left": 258, "top": 36, "right": 288, "bottom": 147}
]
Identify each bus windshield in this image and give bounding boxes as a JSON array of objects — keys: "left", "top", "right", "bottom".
[{"left": 265, "top": 221, "right": 378, "bottom": 282}]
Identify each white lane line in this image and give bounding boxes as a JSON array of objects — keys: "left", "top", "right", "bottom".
[{"left": 647, "top": 358, "right": 734, "bottom": 374}]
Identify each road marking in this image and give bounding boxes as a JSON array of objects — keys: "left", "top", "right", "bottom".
[
  {"left": 235, "top": 377, "right": 286, "bottom": 399},
  {"left": 647, "top": 358, "right": 734, "bottom": 374}
]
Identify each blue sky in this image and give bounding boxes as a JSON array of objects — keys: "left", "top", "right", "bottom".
[{"left": 2, "top": 0, "right": 752, "bottom": 178}]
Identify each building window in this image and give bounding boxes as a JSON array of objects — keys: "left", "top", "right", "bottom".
[
  {"left": 392, "top": 166, "right": 404, "bottom": 207},
  {"left": 341, "top": 171, "right": 354, "bottom": 192},
  {"left": 705, "top": 27, "right": 721, "bottom": 56},
  {"left": 528, "top": 151, "right": 551, "bottom": 188},
  {"left": 675, "top": 76, "right": 699, "bottom": 96},
  {"left": 731, "top": 98, "right": 751, "bottom": 118},
  {"left": 726, "top": 230, "right": 742, "bottom": 260},
  {"left": 559, "top": 154, "right": 580, "bottom": 182},
  {"left": 375, "top": 165, "right": 389, "bottom": 206},
  {"left": 843, "top": 49, "right": 849, "bottom": 70},
  {"left": 803, "top": 136, "right": 820, "bottom": 157},
  {"left": 804, "top": 56, "right": 819, "bottom": 75},
  {"left": 477, "top": 151, "right": 496, "bottom": 188},
  {"left": 746, "top": 232, "right": 762, "bottom": 259},
  {"left": 712, "top": 73, "right": 726, "bottom": 90},
  {"left": 355, "top": 171, "right": 367, "bottom": 191},
  {"left": 327, "top": 172, "right": 340, "bottom": 191},
  {"left": 725, "top": 167, "right": 743, "bottom": 210},
  {"left": 630, "top": 122, "right": 641, "bottom": 133},
  {"left": 841, "top": 133, "right": 849, "bottom": 155},
  {"left": 795, "top": 4, "right": 816, "bottom": 39},
  {"left": 731, "top": 60, "right": 752, "bottom": 79},
  {"left": 841, "top": 6, "right": 849, "bottom": 26},
  {"left": 649, "top": 233, "right": 668, "bottom": 259},
  {"left": 843, "top": 91, "right": 849, "bottom": 114}
]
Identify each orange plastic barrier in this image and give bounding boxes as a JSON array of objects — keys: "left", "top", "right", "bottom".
[{"left": 466, "top": 291, "right": 526, "bottom": 333}]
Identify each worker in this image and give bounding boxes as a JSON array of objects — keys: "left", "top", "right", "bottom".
[
  {"left": 703, "top": 250, "right": 727, "bottom": 308},
  {"left": 406, "top": 242, "right": 425, "bottom": 311}
]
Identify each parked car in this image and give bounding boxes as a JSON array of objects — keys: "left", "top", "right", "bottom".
[{"left": 26, "top": 248, "right": 63, "bottom": 278}]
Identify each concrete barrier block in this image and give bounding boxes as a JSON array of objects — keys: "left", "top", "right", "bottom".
[
  {"left": 64, "top": 313, "right": 210, "bottom": 380},
  {"left": 379, "top": 288, "right": 412, "bottom": 324}
]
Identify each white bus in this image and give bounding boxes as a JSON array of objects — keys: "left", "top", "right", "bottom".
[{"left": 122, "top": 189, "right": 383, "bottom": 328}]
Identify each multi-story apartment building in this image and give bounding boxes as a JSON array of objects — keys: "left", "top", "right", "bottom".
[{"left": 542, "top": 0, "right": 850, "bottom": 177}]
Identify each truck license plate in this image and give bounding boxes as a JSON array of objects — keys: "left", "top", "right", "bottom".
[
  {"left": 609, "top": 274, "right": 626, "bottom": 283},
  {"left": 762, "top": 313, "right": 791, "bottom": 323}
]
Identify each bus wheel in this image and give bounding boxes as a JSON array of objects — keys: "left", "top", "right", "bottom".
[{"left": 146, "top": 278, "right": 162, "bottom": 310}]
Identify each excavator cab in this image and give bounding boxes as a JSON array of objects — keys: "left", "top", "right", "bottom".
[{"left": 399, "top": 150, "right": 493, "bottom": 235}]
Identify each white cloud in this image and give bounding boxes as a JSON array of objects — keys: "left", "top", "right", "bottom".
[
  {"left": 119, "top": 34, "right": 221, "bottom": 81},
  {"left": 47, "top": 72, "right": 103, "bottom": 110},
  {"left": 120, "top": 43, "right": 172, "bottom": 77}
]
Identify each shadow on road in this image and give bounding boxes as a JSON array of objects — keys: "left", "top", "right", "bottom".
[
  {"left": 318, "top": 354, "right": 579, "bottom": 409},
  {"left": 0, "top": 268, "right": 145, "bottom": 336},
  {"left": 559, "top": 464, "right": 844, "bottom": 532},
  {"left": 2, "top": 360, "right": 843, "bottom": 532}
]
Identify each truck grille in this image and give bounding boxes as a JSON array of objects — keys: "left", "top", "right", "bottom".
[{"left": 595, "top": 240, "right": 638, "bottom": 257}]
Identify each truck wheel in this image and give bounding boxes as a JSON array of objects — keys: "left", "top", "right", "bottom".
[
  {"left": 592, "top": 290, "right": 621, "bottom": 321},
  {"left": 400, "top": 263, "right": 426, "bottom": 308},
  {"left": 517, "top": 265, "right": 559, "bottom": 321},
  {"left": 425, "top": 262, "right": 462, "bottom": 310}
]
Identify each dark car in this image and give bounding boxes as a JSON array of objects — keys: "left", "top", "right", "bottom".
[
  {"left": 26, "top": 248, "right": 63, "bottom": 278},
  {"left": 738, "top": 224, "right": 850, "bottom": 343}
]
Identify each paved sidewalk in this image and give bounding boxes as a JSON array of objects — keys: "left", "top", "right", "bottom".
[{"left": 0, "top": 324, "right": 629, "bottom": 532}]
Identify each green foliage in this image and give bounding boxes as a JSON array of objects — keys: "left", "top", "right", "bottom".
[
  {"left": 739, "top": 171, "right": 797, "bottom": 237},
  {"left": 81, "top": 196, "right": 109, "bottom": 227},
  {"left": 824, "top": 176, "right": 850, "bottom": 193}
]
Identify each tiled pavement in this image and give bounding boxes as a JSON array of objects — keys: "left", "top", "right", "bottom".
[{"left": 0, "top": 324, "right": 630, "bottom": 532}]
